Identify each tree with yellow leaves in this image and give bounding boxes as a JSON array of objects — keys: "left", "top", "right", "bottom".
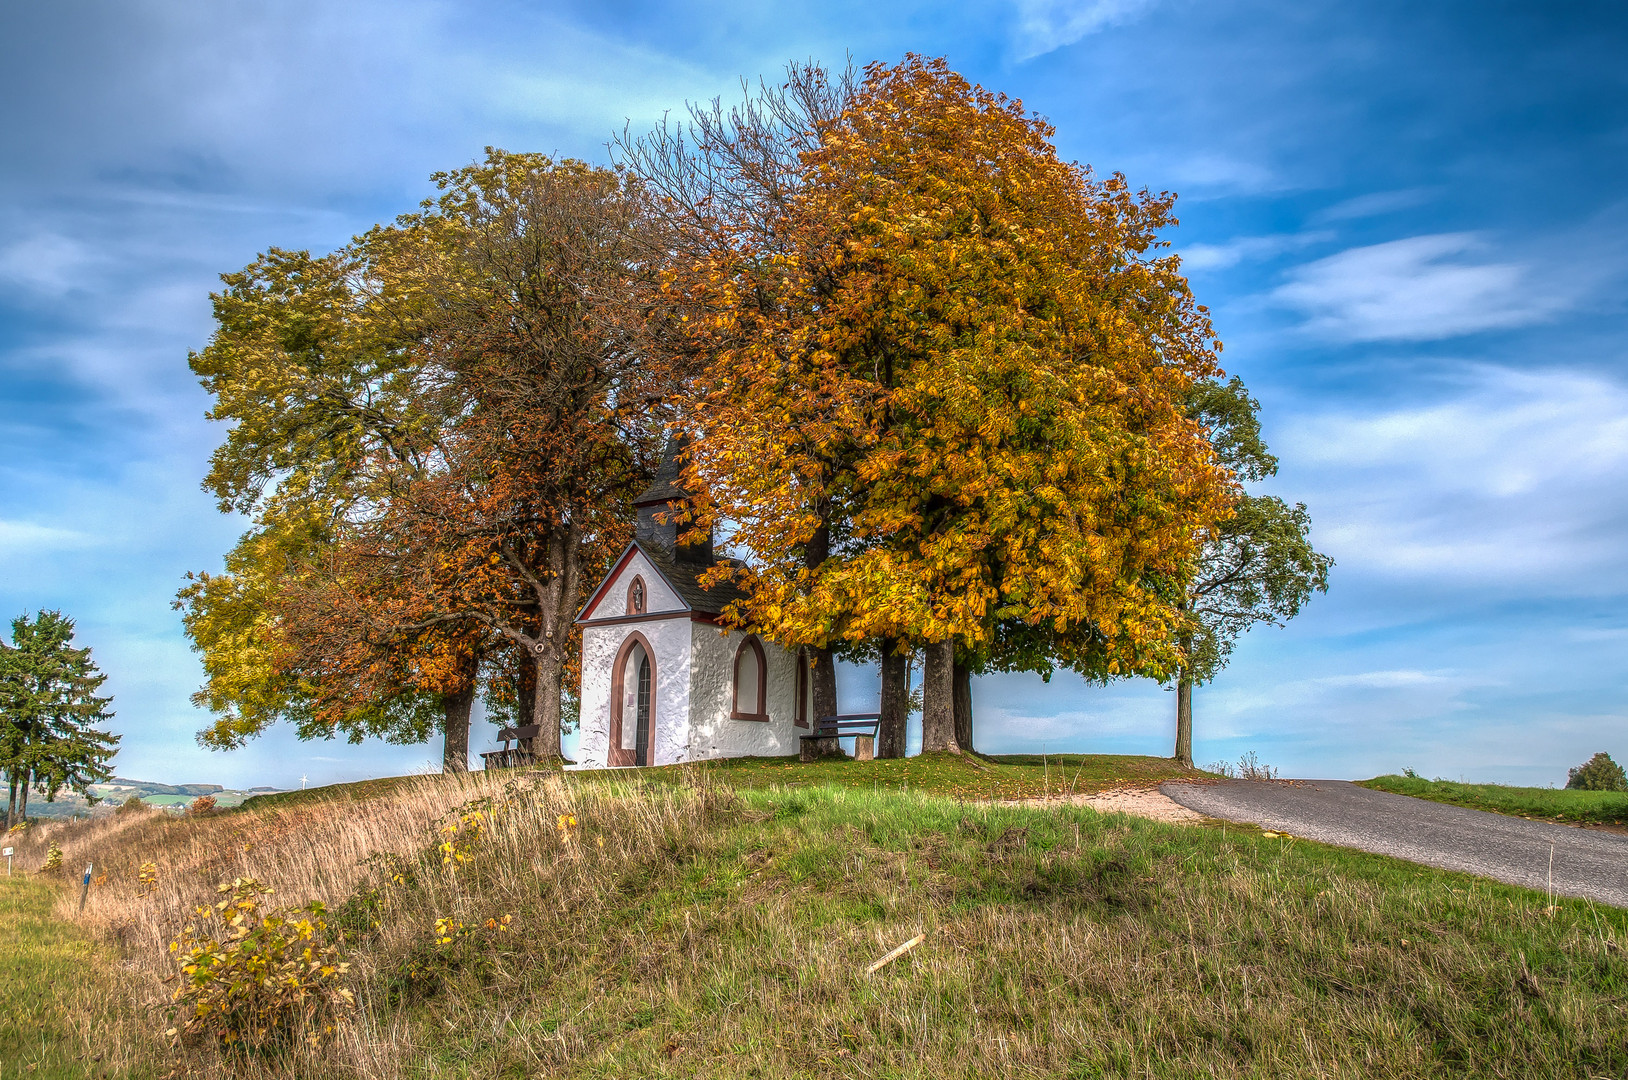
[{"left": 673, "top": 56, "right": 1233, "bottom": 751}]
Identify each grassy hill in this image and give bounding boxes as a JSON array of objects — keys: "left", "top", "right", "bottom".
[
  {"left": 5, "top": 757, "right": 1626, "bottom": 1078},
  {"left": 1361, "top": 774, "right": 1628, "bottom": 827},
  {"left": 19, "top": 777, "right": 282, "bottom": 821}
]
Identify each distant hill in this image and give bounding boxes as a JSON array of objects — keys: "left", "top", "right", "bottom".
[{"left": 18, "top": 778, "right": 285, "bottom": 820}]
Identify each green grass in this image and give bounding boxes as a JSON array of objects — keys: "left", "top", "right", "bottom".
[
  {"left": 621, "top": 750, "right": 1205, "bottom": 799},
  {"left": 0, "top": 878, "right": 152, "bottom": 1079},
  {"left": 322, "top": 778, "right": 1627, "bottom": 1078},
  {"left": 238, "top": 773, "right": 420, "bottom": 812},
  {"left": 1361, "top": 775, "right": 1628, "bottom": 827},
  {"left": 241, "top": 753, "right": 1203, "bottom": 815}
]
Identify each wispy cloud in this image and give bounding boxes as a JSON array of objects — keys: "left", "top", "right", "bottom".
[
  {"left": 1276, "top": 365, "right": 1628, "bottom": 589},
  {"left": 1270, "top": 233, "right": 1567, "bottom": 341},
  {"left": 1181, "top": 230, "right": 1332, "bottom": 272},
  {"left": 0, "top": 233, "right": 101, "bottom": 298},
  {"left": 1008, "top": 0, "right": 1162, "bottom": 61},
  {"left": 0, "top": 519, "right": 95, "bottom": 555},
  {"left": 1311, "top": 188, "right": 1437, "bottom": 224}
]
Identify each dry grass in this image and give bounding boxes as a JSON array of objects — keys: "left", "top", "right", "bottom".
[{"left": 9, "top": 768, "right": 1628, "bottom": 1079}]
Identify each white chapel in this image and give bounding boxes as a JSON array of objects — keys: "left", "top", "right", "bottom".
[{"left": 573, "top": 446, "right": 818, "bottom": 767}]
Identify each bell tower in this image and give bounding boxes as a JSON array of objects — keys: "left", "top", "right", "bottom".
[{"left": 632, "top": 437, "right": 713, "bottom": 565}]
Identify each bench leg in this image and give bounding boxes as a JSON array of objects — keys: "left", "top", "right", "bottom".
[
  {"left": 852, "top": 734, "right": 875, "bottom": 761},
  {"left": 800, "top": 736, "right": 847, "bottom": 763}
]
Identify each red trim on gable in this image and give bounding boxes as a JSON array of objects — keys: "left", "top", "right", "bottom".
[
  {"left": 577, "top": 543, "right": 696, "bottom": 625},
  {"left": 579, "top": 610, "right": 691, "bottom": 629},
  {"left": 576, "top": 544, "right": 641, "bottom": 623}
]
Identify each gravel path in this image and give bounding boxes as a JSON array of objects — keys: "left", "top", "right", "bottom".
[
  {"left": 1161, "top": 778, "right": 1628, "bottom": 908},
  {"left": 1012, "top": 786, "right": 1208, "bottom": 824}
]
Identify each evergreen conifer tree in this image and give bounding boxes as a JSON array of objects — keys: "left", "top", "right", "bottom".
[{"left": 0, "top": 611, "right": 119, "bottom": 825}]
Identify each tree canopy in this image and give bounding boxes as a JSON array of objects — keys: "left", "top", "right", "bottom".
[
  {"left": 180, "top": 151, "right": 674, "bottom": 768},
  {"left": 0, "top": 611, "right": 118, "bottom": 825},
  {"left": 667, "top": 56, "right": 1232, "bottom": 750},
  {"left": 179, "top": 56, "right": 1319, "bottom": 771},
  {"left": 1168, "top": 376, "right": 1332, "bottom": 765}
]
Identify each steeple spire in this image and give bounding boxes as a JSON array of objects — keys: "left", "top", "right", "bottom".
[{"left": 632, "top": 435, "right": 713, "bottom": 565}]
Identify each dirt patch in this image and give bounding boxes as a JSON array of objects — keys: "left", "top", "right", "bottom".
[{"left": 1008, "top": 786, "right": 1206, "bottom": 824}]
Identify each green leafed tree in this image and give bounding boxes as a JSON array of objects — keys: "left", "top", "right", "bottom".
[
  {"left": 0, "top": 611, "right": 119, "bottom": 826},
  {"left": 1170, "top": 377, "right": 1333, "bottom": 766}
]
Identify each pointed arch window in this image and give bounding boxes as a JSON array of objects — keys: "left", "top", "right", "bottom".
[
  {"left": 610, "top": 634, "right": 655, "bottom": 767},
  {"left": 731, "top": 636, "right": 768, "bottom": 721},
  {"left": 794, "top": 647, "right": 814, "bottom": 728},
  {"left": 626, "top": 575, "right": 646, "bottom": 615}
]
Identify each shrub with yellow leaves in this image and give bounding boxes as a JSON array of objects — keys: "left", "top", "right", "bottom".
[
  {"left": 166, "top": 878, "right": 353, "bottom": 1052},
  {"left": 437, "top": 807, "right": 492, "bottom": 866},
  {"left": 137, "top": 861, "right": 159, "bottom": 896}
]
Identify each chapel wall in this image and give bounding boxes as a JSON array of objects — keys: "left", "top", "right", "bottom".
[
  {"left": 684, "top": 624, "right": 802, "bottom": 760},
  {"left": 587, "top": 548, "right": 684, "bottom": 618},
  {"left": 574, "top": 616, "right": 693, "bottom": 768}
]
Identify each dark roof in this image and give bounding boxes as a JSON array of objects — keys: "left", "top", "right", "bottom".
[
  {"left": 633, "top": 435, "right": 689, "bottom": 507},
  {"left": 637, "top": 542, "right": 751, "bottom": 616}
]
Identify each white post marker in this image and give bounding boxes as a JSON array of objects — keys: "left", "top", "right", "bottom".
[
  {"left": 78, "top": 863, "right": 93, "bottom": 913},
  {"left": 3, "top": 846, "right": 11, "bottom": 877}
]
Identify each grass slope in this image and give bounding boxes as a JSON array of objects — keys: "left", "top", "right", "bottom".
[
  {"left": 16, "top": 767, "right": 1628, "bottom": 1079},
  {"left": 0, "top": 878, "right": 153, "bottom": 1079},
  {"left": 243, "top": 752, "right": 1204, "bottom": 814},
  {"left": 1362, "top": 775, "right": 1628, "bottom": 828}
]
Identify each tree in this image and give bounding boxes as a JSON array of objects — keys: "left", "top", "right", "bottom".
[
  {"left": 1168, "top": 377, "right": 1333, "bottom": 766},
  {"left": 344, "top": 151, "right": 672, "bottom": 763},
  {"left": 175, "top": 236, "right": 476, "bottom": 764},
  {"left": 668, "top": 56, "right": 1230, "bottom": 751},
  {"left": 616, "top": 60, "right": 857, "bottom": 730},
  {"left": 0, "top": 611, "right": 118, "bottom": 826},
  {"left": 1566, "top": 752, "right": 1627, "bottom": 792},
  {"left": 180, "top": 152, "right": 670, "bottom": 767}
]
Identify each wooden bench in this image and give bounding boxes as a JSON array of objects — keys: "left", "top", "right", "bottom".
[
  {"left": 480, "top": 725, "right": 541, "bottom": 770},
  {"left": 799, "top": 714, "right": 881, "bottom": 763}
]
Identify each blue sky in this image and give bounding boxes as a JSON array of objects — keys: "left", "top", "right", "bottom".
[{"left": 3, "top": 0, "right": 1626, "bottom": 789}]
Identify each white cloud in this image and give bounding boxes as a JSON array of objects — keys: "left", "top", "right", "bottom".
[
  {"left": 1276, "top": 365, "right": 1628, "bottom": 589},
  {"left": 0, "top": 233, "right": 100, "bottom": 297},
  {"left": 1009, "top": 0, "right": 1162, "bottom": 61},
  {"left": 1271, "top": 233, "right": 1566, "bottom": 341},
  {"left": 1313, "top": 669, "right": 1456, "bottom": 689},
  {"left": 1181, "top": 230, "right": 1333, "bottom": 272},
  {"left": 1311, "top": 188, "right": 1436, "bottom": 224},
  {"left": 0, "top": 520, "right": 95, "bottom": 555}
]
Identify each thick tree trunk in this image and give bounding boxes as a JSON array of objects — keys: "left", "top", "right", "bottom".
[
  {"left": 5, "top": 775, "right": 16, "bottom": 828},
  {"left": 952, "top": 658, "right": 973, "bottom": 753},
  {"left": 17, "top": 772, "right": 29, "bottom": 821},
  {"left": 517, "top": 653, "right": 536, "bottom": 733},
  {"left": 877, "top": 639, "right": 909, "bottom": 759},
  {"left": 812, "top": 648, "right": 838, "bottom": 727},
  {"left": 803, "top": 522, "right": 839, "bottom": 727},
  {"left": 1174, "top": 671, "right": 1194, "bottom": 767},
  {"left": 442, "top": 654, "right": 478, "bottom": 774},
  {"left": 530, "top": 643, "right": 565, "bottom": 762},
  {"left": 920, "top": 639, "right": 960, "bottom": 753}
]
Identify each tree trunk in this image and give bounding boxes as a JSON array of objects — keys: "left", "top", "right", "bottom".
[
  {"left": 803, "top": 522, "right": 839, "bottom": 727},
  {"left": 812, "top": 648, "right": 838, "bottom": 727},
  {"left": 952, "top": 657, "right": 973, "bottom": 753},
  {"left": 17, "top": 771, "right": 29, "bottom": 821},
  {"left": 877, "top": 639, "right": 909, "bottom": 759},
  {"left": 1174, "top": 671, "right": 1194, "bottom": 767},
  {"left": 442, "top": 655, "right": 477, "bottom": 774},
  {"left": 517, "top": 652, "right": 536, "bottom": 733},
  {"left": 530, "top": 642, "right": 565, "bottom": 763},
  {"left": 5, "top": 775, "right": 16, "bottom": 828},
  {"left": 920, "top": 639, "right": 959, "bottom": 753}
]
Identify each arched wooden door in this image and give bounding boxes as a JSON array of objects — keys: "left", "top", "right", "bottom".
[{"left": 609, "top": 634, "right": 656, "bottom": 767}]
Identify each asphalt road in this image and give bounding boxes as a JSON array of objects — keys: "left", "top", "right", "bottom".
[{"left": 1160, "top": 778, "right": 1628, "bottom": 908}]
